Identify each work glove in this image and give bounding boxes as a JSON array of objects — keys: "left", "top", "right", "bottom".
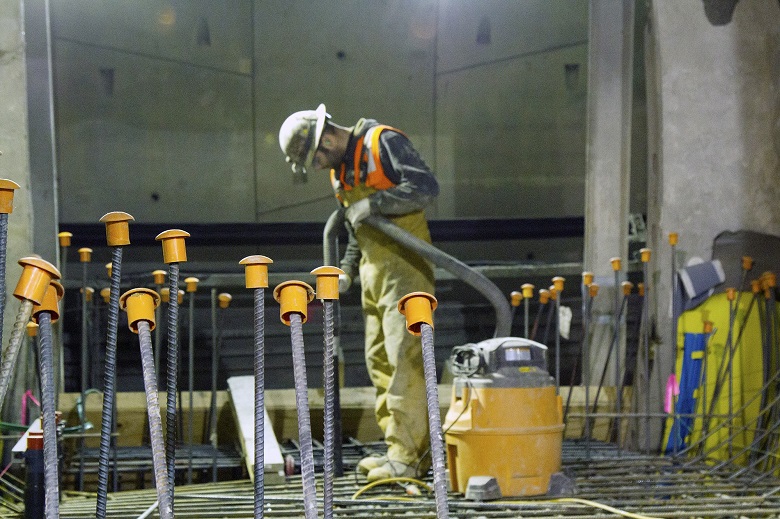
[
  {"left": 338, "top": 273, "right": 352, "bottom": 294},
  {"left": 344, "top": 198, "right": 373, "bottom": 229}
]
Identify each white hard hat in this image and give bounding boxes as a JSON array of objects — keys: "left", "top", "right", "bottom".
[{"left": 278, "top": 103, "right": 330, "bottom": 175}]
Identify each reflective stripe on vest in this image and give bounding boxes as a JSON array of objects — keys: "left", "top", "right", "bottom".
[{"left": 330, "top": 125, "right": 404, "bottom": 195}]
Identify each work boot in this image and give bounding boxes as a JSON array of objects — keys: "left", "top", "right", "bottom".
[
  {"left": 357, "top": 455, "right": 387, "bottom": 475},
  {"left": 366, "top": 460, "right": 417, "bottom": 482}
]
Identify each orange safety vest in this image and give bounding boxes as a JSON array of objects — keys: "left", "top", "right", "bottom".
[{"left": 330, "top": 125, "right": 405, "bottom": 201}]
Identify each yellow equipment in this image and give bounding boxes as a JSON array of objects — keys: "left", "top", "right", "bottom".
[{"left": 443, "top": 337, "right": 566, "bottom": 499}]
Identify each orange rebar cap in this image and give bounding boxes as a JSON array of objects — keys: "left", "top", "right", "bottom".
[
  {"left": 703, "top": 320, "right": 713, "bottom": 334},
  {"left": 622, "top": 281, "right": 633, "bottom": 296},
  {"left": 640, "top": 248, "right": 651, "bottom": 262},
  {"left": 668, "top": 232, "right": 679, "bottom": 246},
  {"left": 152, "top": 270, "right": 166, "bottom": 285},
  {"left": 100, "top": 211, "right": 134, "bottom": 247},
  {"left": 582, "top": 272, "right": 594, "bottom": 286},
  {"left": 539, "top": 288, "right": 550, "bottom": 304},
  {"left": 521, "top": 283, "right": 534, "bottom": 299},
  {"left": 726, "top": 287, "right": 736, "bottom": 301},
  {"left": 610, "top": 257, "right": 622, "bottom": 271},
  {"left": 81, "top": 286, "right": 95, "bottom": 302},
  {"left": 14, "top": 257, "right": 61, "bottom": 304},
  {"left": 751, "top": 279, "right": 761, "bottom": 294},
  {"left": 218, "top": 293, "right": 232, "bottom": 309},
  {"left": 589, "top": 283, "right": 600, "bottom": 298},
  {"left": 155, "top": 229, "right": 190, "bottom": 264},
  {"left": 240, "top": 255, "right": 273, "bottom": 289},
  {"left": 742, "top": 256, "right": 754, "bottom": 271},
  {"left": 33, "top": 281, "right": 65, "bottom": 323},
  {"left": 184, "top": 277, "right": 199, "bottom": 293},
  {"left": 78, "top": 247, "right": 93, "bottom": 263},
  {"left": 0, "top": 179, "right": 20, "bottom": 214},
  {"left": 100, "top": 287, "right": 111, "bottom": 304},
  {"left": 398, "top": 292, "right": 438, "bottom": 337},
  {"left": 105, "top": 262, "right": 112, "bottom": 279},
  {"left": 57, "top": 231, "right": 73, "bottom": 247},
  {"left": 26, "top": 322, "right": 38, "bottom": 337},
  {"left": 120, "top": 288, "right": 161, "bottom": 333},
  {"left": 510, "top": 291, "right": 522, "bottom": 307},
  {"left": 273, "top": 280, "right": 314, "bottom": 325},
  {"left": 552, "top": 276, "right": 565, "bottom": 292},
  {"left": 311, "top": 266, "right": 345, "bottom": 301}
]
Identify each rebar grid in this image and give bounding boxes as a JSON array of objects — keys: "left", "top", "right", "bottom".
[{"left": 58, "top": 440, "right": 780, "bottom": 518}]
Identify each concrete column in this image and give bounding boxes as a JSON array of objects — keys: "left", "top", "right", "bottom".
[
  {"left": 583, "top": 0, "right": 634, "bottom": 429},
  {"left": 0, "top": 0, "right": 37, "bottom": 421}
]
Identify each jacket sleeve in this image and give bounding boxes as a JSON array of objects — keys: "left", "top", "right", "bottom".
[
  {"left": 369, "top": 130, "right": 439, "bottom": 215},
  {"left": 339, "top": 221, "right": 361, "bottom": 281}
]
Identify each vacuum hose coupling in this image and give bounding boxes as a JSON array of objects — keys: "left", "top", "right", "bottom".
[{"left": 120, "top": 288, "right": 161, "bottom": 333}]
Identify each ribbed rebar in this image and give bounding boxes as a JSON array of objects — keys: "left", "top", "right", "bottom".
[
  {"left": 137, "top": 320, "right": 174, "bottom": 519},
  {"left": 288, "top": 312, "right": 317, "bottom": 519},
  {"left": 253, "top": 287, "right": 265, "bottom": 519},
  {"left": 166, "top": 263, "right": 180, "bottom": 503},
  {"left": 36, "top": 311, "right": 60, "bottom": 518},
  {"left": 555, "top": 295, "right": 561, "bottom": 392},
  {"left": 187, "top": 290, "right": 195, "bottom": 485},
  {"left": 79, "top": 261, "right": 88, "bottom": 491},
  {"left": 523, "top": 297, "right": 530, "bottom": 339},
  {"left": 210, "top": 288, "right": 219, "bottom": 483},
  {"left": 0, "top": 299, "right": 33, "bottom": 411},
  {"left": 642, "top": 260, "right": 651, "bottom": 454},
  {"left": 96, "top": 246, "right": 122, "bottom": 519},
  {"left": 420, "top": 322, "right": 449, "bottom": 519},
  {"left": 322, "top": 299, "right": 336, "bottom": 519},
  {"left": 0, "top": 214, "right": 8, "bottom": 364}
]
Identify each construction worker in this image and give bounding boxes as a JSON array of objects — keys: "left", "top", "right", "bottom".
[{"left": 279, "top": 104, "right": 438, "bottom": 481}]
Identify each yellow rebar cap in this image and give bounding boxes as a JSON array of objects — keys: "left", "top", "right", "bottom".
[
  {"left": 589, "top": 283, "right": 600, "bottom": 298},
  {"left": 105, "top": 262, "right": 112, "bottom": 279},
  {"left": 218, "top": 293, "right": 232, "bottom": 309},
  {"left": 548, "top": 286, "right": 558, "bottom": 301},
  {"left": 152, "top": 270, "right": 166, "bottom": 285},
  {"left": 100, "top": 287, "right": 111, "bottom": 304},
  {"left": 100, "top": 211, "right": 134, "bottom": 247},
  {"left": 78, "top": 247, "right": 93, "bottom": 263},
  {"left": 762, "top": 271, "right": 777, "bottom": 289},
  {"left": 742, "top": 256, "right": 754, "bottom": 271},
  {"left": 521, "top": 283, "right": 535, "bottom": 299},
  {"left": 81, "top": 286, "right": 95, "bottom": 302},
  {"left": 311, "top": 266, "right": 345, "bottom": 300},
  {"left": 510, "top": 291, "right": 522, "bottom": 307},
  {"left": 273, "top": 280, "right": 314, "bottom": 325},
  {"left": 610, "top": 257, "right": 622, "bottom": 271},
  {"left": 640, "top": 248, "right": 651, "bottom": 262},
  {"left": 726, "top": 287, "right": 736, "bottom": 301},
  {"left": 638, "top": 282, "right": 645, "bottom": 297},
  {"left": 26, "top": 322, "right": 38, "bottom": 337},
  {"left": 240, "top": 255, "right": 273, "bottom": 289},
  {"left": 622, "top": 281, "right": 633, "bottom": 296},
  {"left": 539, "top": 288, "right": 550, "bottom": 304},
  {"left": 58, "top": 232, "right": 73, "bottom": 247},
  {"left": 668, "top": 232, "right": 679, "bottom": 246},
  {"left": 582, "top": 272, "right": 594, "bottom": 286},
  {"left": 159, "top": 288, "right": 183, "bottom": 304},
  {"left": 155, "top": 229, "right": 190, "bottom": 264},
  {"left": 120, "top": 288, "right": 161, "bottom": 333},
  {"left": 703, "top": 320, "right": 713, "bottom": 334},
  {"left": 14, "top": 257, "right": 61, "bottom": 304},
  {"left": 751, "top": 279, "right": 761, "bottom": 294},
  {"left": 33, "top": 281, "right": 64, "bottom": 323},
  {"left": 184, "top": 277, "right": 199, "bottom": 293},
  {"left": 0, "top": 179, "right": 20, "bottom": 214},
  {"left": 398, "top": 291, "right": 438, "bottom": 337},
  {"left": 552, "top": 276, "right": 565, "bottom": 292}
]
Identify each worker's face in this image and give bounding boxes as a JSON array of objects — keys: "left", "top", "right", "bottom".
[{"left": 312, "top": 134, "right": 342, "bottom": 170}]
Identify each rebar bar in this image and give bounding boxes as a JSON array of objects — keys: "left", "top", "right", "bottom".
[
  {"left": 523, "top": 295, "right": 530, "bottom": 339},
  {"left": 96, "top": 246, "right": 122, "bottom": 519},
  {"left": 289, "top": 312, "right": 317, "bottom": 519},
  {"left": 253, "top": 286, "right": 265, "bottom": 519},
  {"left": 79, "top": 260, "right": 88, "bottom": 491},
  {"left": 166, "top": 263, "right": 180, "bottom": 503},
  {"left": 323, "top": 299, "right": 336, "bottom": 519},
  {"left": 420, "top": 322, "right": 450, "bottom": 519},
  {"left": 642, "top": 259, "right": 651, "bottom": 455},
  {"left": 0, "top": 299, "right": 33, "bottom": 412},
  {"left": 188, "top": 289, "right": 195, "bottom": 485},
  {"left": 36, "top": 311, "right": 60, "bottom": 518},
  {"left": 0, "top": 213, "right": 7, "bottom": 365},
  {"left": 210, "top": 288, "right": 219, "bottom": 483},
  {"left": 136, "top": 320, "right": 174, "bottom": 519}
]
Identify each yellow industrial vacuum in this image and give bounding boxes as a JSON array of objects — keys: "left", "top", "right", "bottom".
[{"left": 443, "top": 337, "right": 567, "bottom": 500}]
